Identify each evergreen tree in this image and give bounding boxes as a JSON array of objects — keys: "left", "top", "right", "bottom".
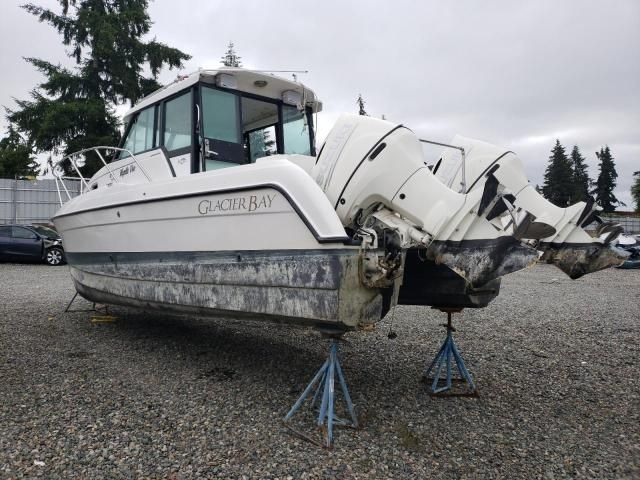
[
  {"left": 593, "top": 146, "right": 620, "bottom": 212},
  {"left": 569, "top": 145, "right": 591, "bottom": 203},
  {"left": 221, "top": 42, "right": 242, "bottom": 67},
  {"left": 263, "top": 130, "right": 276, "bottom": 155},
  {"left": 356, "top": 94, "right": 367, "bottom": 116},
  {"left": 0, "top": 128, "right": 39, "bottom": 178},
  {"left": 542, "top": 140, "right": 574, "bottom": 206},
  {"left": 631, "top": 171, "right": 640, "bottom": 213},
  {"left": 6, "top": 1, "right": 190, "bottom": 176}
]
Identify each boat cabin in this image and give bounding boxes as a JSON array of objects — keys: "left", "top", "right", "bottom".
[{"left": 117, "top": 68, "right": 321, "bottom": 177}]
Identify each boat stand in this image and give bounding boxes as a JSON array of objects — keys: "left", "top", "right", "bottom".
[
  {"left": 64, "top": 291, "right": 106, "bottom": 313},
  {"left": 424, "top": 309, "right": 477, "bottom": 396},
  {"left": 63, "top": 291, "right": 116, "bottom": 324},
  {"left": 284, "top": 329, "right": 358, "bottom": 448}
]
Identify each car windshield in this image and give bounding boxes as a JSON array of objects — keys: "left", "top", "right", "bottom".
[{"left": 32, "top": 226, "right": 58, "bottom": 237}]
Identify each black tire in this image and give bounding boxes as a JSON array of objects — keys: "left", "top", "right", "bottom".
[{"left": 45, "top": 247, "right": 65, "bottom": 266}]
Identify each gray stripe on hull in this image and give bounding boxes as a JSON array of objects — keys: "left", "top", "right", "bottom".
[
  {"left": 68, "top": 249, "right": 382, "bottom": 327},
  {"left": 66, "top": 249, "right": 353, "bottom": 289},
  {"left": 73, "top": 279, "right": 343, "bottom": 328}
]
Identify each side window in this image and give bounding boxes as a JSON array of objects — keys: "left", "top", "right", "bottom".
[
  {"left": 283, "top": 105, "right": 311, "bottom": 156},
  {"left": 121, "top": 106, "right": 156, "bottom": 158},
  {"left": 0, "top": 226, "right": 11, "bottom": 237},
  {"left": 12, "top": 227, "right": 37, "bottom": 239},
  {"left": 164, "top": 91, "right": 193, "bottom": 152}
]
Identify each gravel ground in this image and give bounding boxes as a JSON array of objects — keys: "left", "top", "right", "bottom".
[{"left": 0, "top": 262, "right": 638, "bottom": 479}]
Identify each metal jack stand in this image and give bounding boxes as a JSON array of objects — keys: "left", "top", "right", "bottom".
[
  {"left": 424, "top": 309, "right": 477, "bottom": 396},
  {"left": 64, "top": 292, "right": 116, "bottom": 323},
  {"left": 64, "top": 291, "right": 106, "bottom": 313},
  {"left": 284, "top": 329, "right": 358, "bottom": 448}
]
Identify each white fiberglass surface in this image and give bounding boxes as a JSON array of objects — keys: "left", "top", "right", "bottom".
[{"left": 55, "top": 159, "right": 349, "bottom": 244}]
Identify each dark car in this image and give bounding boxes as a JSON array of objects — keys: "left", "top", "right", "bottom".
[{"left": 0, "top": 224, "right": 65, "bottom": 266}]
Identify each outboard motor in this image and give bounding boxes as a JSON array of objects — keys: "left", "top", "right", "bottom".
[
  {"left": 433, "top": 135, "right": 628, "bottom": 278},
  {"left": 312, "top": 115, "right": 539, "bottom": 289}
]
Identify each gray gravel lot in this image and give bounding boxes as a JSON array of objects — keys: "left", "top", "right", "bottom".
[{"left": 0, "top": 263, "right": 639, "bottom": 479}]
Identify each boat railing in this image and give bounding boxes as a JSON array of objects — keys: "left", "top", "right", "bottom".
[
  {"left": 419, "top": 138, "right": 467, "bottom": 192},
  {"left": 49, "top": 146, "right": 152, "bottom": 206}
]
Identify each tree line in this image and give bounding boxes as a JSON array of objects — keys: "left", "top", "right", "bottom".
[{"left": 541, "top": 140, "right": 628, "bottom": 212}]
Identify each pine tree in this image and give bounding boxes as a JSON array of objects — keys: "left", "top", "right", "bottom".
[
  {"left": 569, "top": 145, "right": 591, "bottom": 203},
  {"left": 0, "top": 128, "right": 39, "bottom": 178},
  {"left": 6, "top": 1, "right": 190, "bottom": 176},
  {"left": 542, "top": 140, "right": 574, "bottom": 206},
  {"left": 593, "top": 146, "right": 620, "bottom": 212},
  {"left": 263, "top": 130, "right": 276, "bottom": 155},
  {"left": 221, "top": 42, "right": 242, "bottom": 67},
  {"left": 356, "top": 94, "right": 367, "bottom": 116},
  {"left": 631, "top": 171, "right": 640, "bottom": 213}
]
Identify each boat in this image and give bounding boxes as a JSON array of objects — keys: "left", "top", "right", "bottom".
[
  {"left": 51, "top": 68, "right": 540, "bottom": 328},
  {"left": 51, "top": 68, "right": 594, "bottom": 446},
  {"left": 613, "top": 234, "right": 640, "bottom": 269}
]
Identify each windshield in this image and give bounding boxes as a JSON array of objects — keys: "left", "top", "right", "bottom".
[{"left": 32, "top": 226, "right": 59, "bottom": 238}]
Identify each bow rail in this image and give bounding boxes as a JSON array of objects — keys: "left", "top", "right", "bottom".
[{"left": 49, "top": 146, "right": 152, "bottom": 206}]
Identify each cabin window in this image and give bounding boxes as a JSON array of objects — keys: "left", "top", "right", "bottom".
[
  {"left": 282, "top": 105, "right": 311, "bottom": 156},
  {"left": 120, "top": 106, "right": 156, "bottom": 158},
  {"left": 241, "top": 97, "right": 278, "bottom": 163},
  {"left": 164, "top": 91, "right": 192, "bottom": 152}
]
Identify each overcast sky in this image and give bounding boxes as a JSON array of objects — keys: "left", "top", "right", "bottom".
[{"left": 1, "top": 0, "right": 638, "bottom": 206}]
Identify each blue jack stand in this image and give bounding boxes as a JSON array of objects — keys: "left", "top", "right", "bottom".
[
  {"left": 284, "top": 330, "right": 358, "bottom": 448},
  {"left": 424, "top": 310, "right": 477, "bottom": 396}
]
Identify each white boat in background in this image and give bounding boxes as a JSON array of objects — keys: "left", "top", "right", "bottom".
[{"left": 51, "top": 68, "right": 540, "bottom": 328}]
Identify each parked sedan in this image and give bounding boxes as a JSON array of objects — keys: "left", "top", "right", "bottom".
[{"left": 0, "top": 224, "right": 65, "bottom": 266}]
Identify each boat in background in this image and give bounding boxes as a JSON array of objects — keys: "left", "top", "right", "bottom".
[{"left": 613, "top": 234, "right": 640, "bottom": 269}]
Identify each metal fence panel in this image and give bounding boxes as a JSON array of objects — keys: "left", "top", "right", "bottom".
[
  {"left": 600, "top": 214, "right": 640, "bottom": 234},
  {"left": 0, "top": 177, "right": 82, "bottom": 225}
]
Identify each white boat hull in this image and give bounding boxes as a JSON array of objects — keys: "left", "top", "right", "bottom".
[{"left": 54, "top": 161, "right": 382, "bottom": 328}]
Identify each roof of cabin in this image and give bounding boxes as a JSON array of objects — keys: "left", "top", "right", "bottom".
[{"left": 124, "top": 67, "right": 321, "bottom": 120}]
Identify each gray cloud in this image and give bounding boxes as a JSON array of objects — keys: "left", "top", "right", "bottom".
[{"left": 1, "top": 0, "right": 638, "bottom": 206}]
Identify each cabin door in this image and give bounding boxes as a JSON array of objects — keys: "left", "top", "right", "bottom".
[{"left": 200, "top": 86, "right": 244, "bottom": 170}]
